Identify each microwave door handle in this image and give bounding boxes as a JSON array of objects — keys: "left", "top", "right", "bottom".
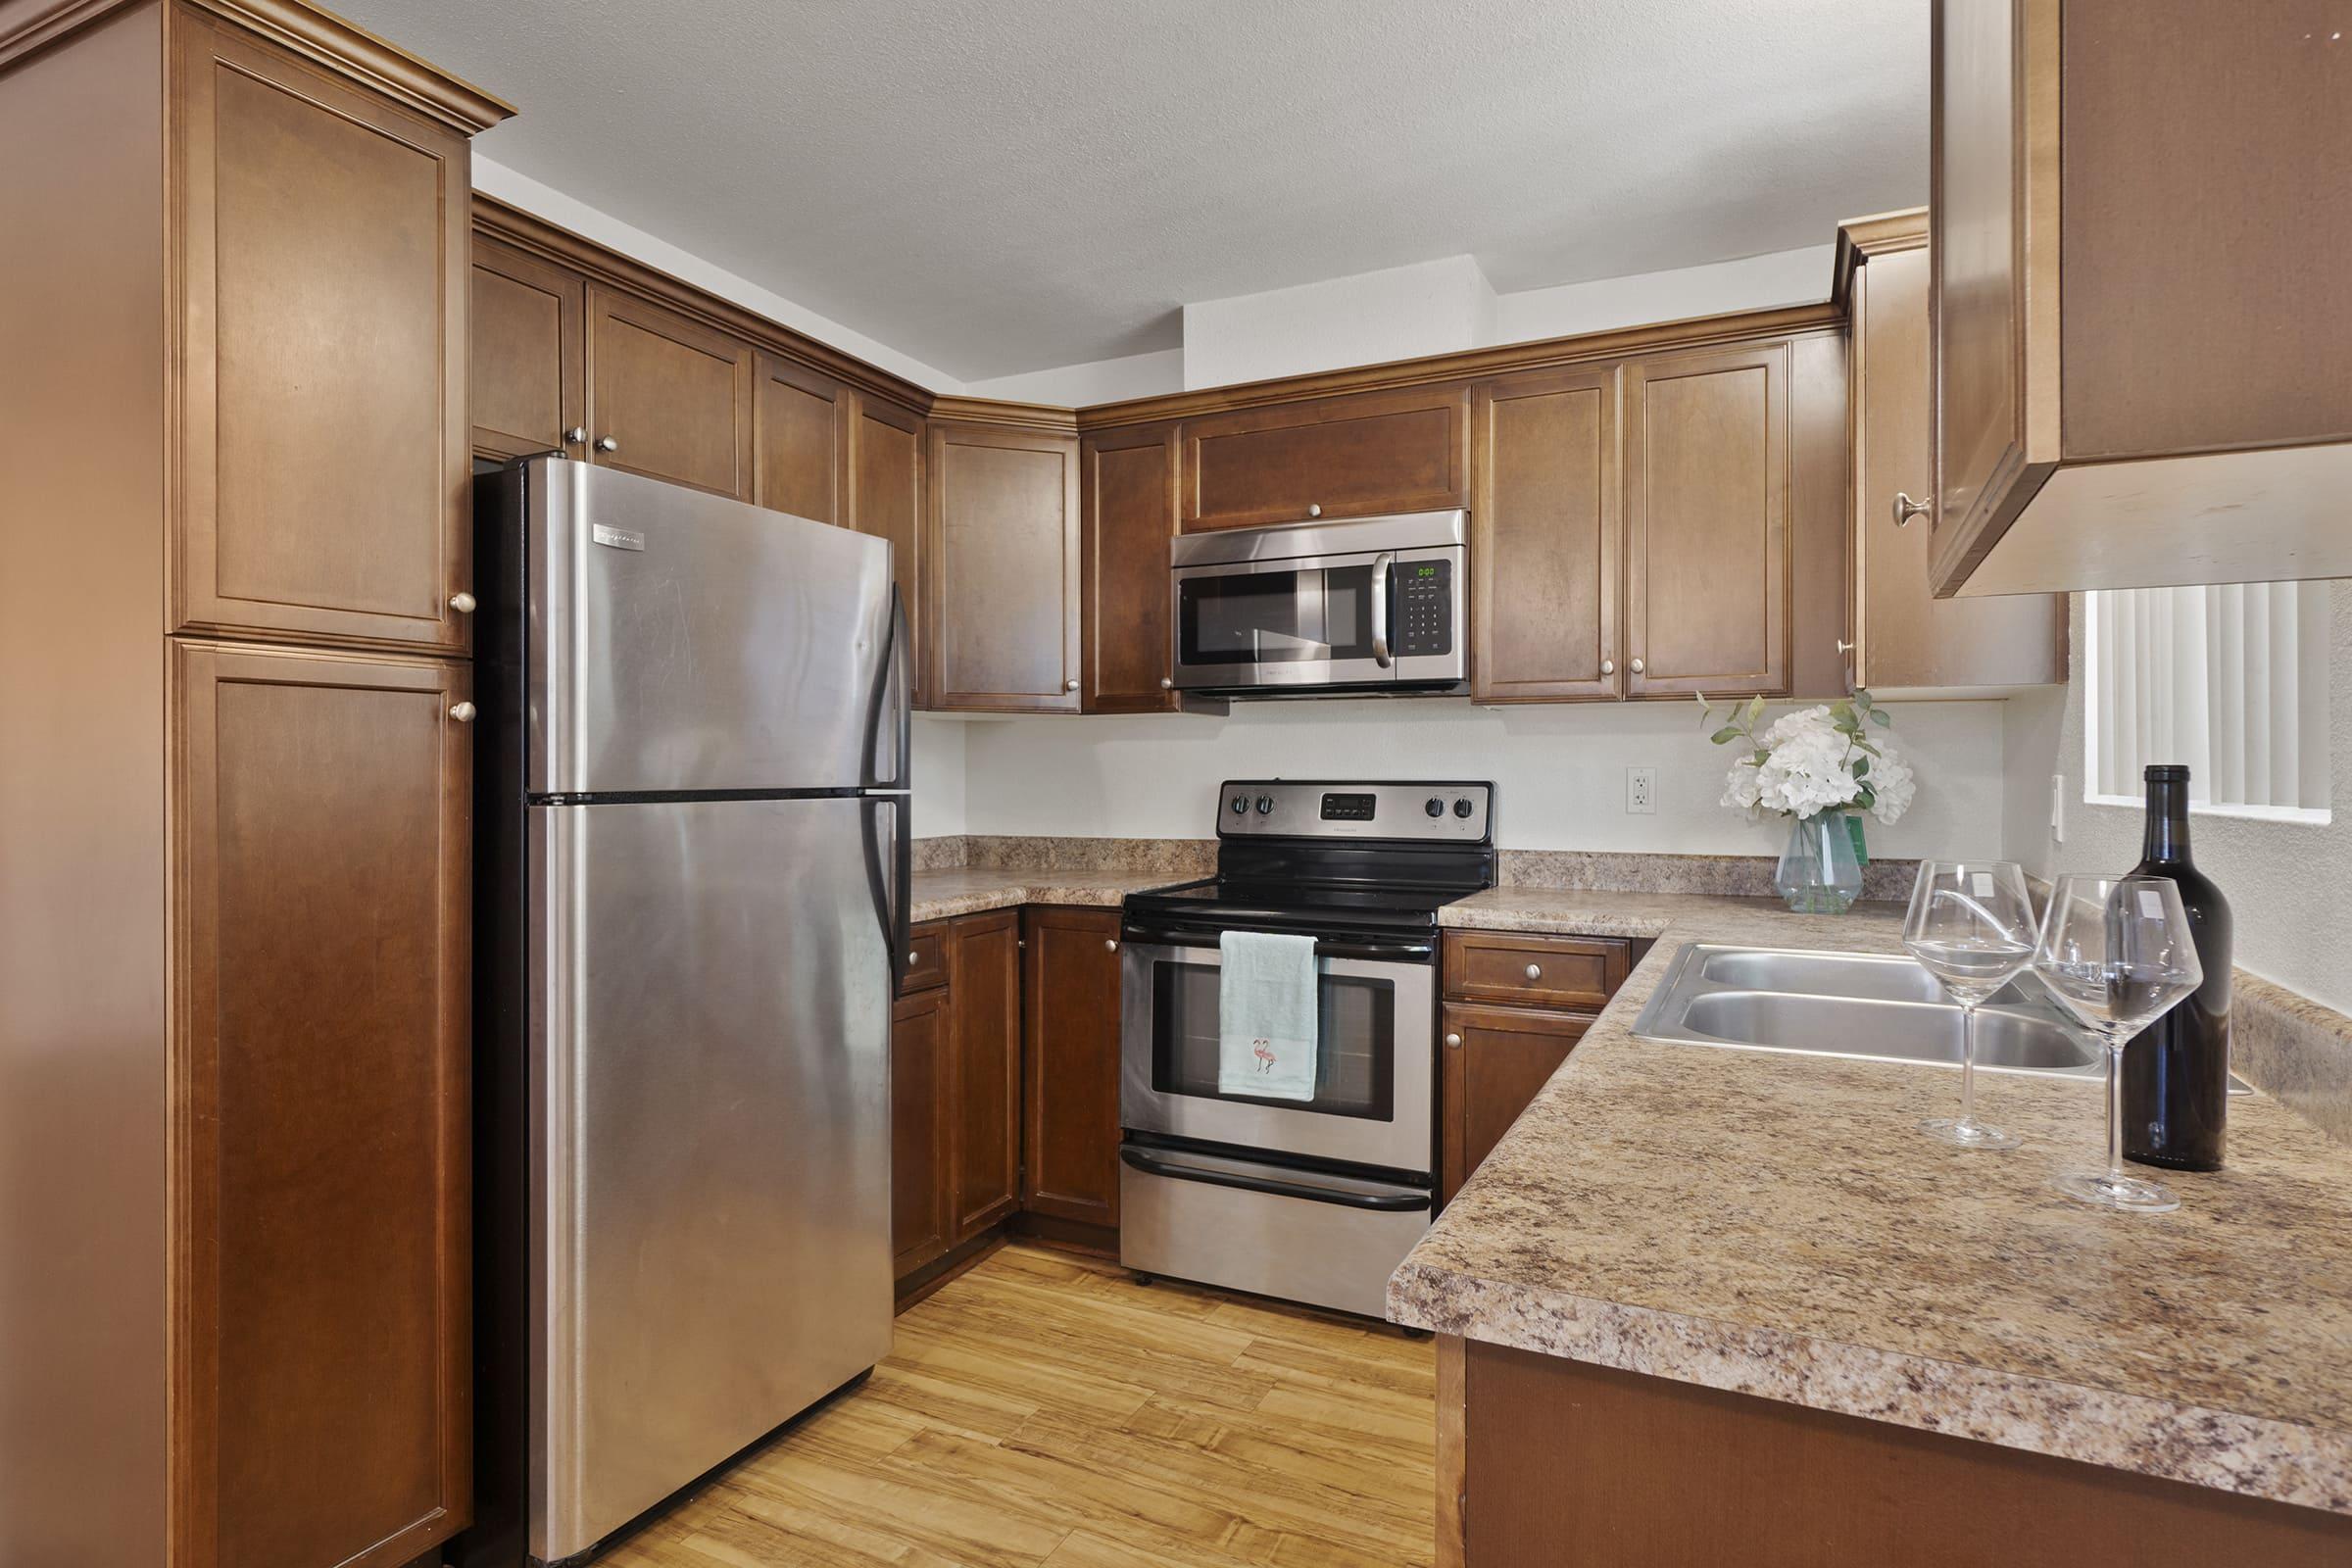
[{"left": 1370, "top": 551, "right": 1395, "bottom": 668}]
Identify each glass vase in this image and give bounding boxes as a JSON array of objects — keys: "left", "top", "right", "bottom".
[{"left": 1775, "top": 809, "right": 1864, "bottom": 913}]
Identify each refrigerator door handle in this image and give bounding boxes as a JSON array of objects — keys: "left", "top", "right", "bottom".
[
  {"left": 863, "top": 587, "right": 911, "bottom": 791},
  {"left": 863, "top": 795, "right": 908, "bottom": 993}
]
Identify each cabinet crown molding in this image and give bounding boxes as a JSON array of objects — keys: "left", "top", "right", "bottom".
[
  {"left": 927, "top": 395, "right": 1080, "bottom": 434},
  {"left": 189, "top": 0, "right": 513, "bottom": 131},
  {"left": 1830, "top": 207, "right": 1929, "bottom": 311}
]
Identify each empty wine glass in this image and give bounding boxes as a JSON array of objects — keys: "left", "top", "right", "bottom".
[
  {"left": 1903, "top": 860, "right": 2037, "bottom": 1150},
  {"left": 2032, "top": 874, "right": 2203, "bottom": 1213}
]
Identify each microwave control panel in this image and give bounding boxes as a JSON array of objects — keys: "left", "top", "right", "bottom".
[{"left": 1395, "top": 560, "right": 1452, "bottom": 657}]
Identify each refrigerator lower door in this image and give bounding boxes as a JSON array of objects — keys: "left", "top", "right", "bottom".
[{"left": 529, "top": 795, "right": 893, "bottom": 1562}]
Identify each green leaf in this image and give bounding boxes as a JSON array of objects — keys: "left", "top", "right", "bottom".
[
  {"left": 1709, "top": 726, "right": 1741, "bottom": 745},
  {"left": 1747, "top": 695, "right": 1765, "bottom": 722},
  {"left": 1871, "top": 709, "right": 1893, "bottom": 727},
  {"left": 1852, "top": 756, "right": 1870, "bottom": 778}
]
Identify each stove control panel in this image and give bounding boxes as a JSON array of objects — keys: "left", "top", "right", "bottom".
[{"left": 1216, "top": 780, "right": 1494, "bottom": 842}]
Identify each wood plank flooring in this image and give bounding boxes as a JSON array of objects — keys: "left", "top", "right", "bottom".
[{"left": 594, "top": 1243, "right": 1439, "bottom": 1568}]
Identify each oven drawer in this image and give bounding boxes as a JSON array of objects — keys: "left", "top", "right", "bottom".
[
  {"left": 1442, "top": 930, "right": 1631, "bottom": 1009},
  {"left": 1118, "top": 1144, "right": 1432, "bottom": 1319}
]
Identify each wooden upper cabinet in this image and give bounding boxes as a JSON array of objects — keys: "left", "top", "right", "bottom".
[
  {"left": 585, "top": 285, "right": 755, "bottom": 500},
  {"left": 1180, "top": 383, "right": 1471, "bottom": 531},
  {"left": 1081, "top": 422, "right": 1180, "bottom": 712},
  {"left": 173, "top": 9, "right": 472, "bottom": 653},
  {"left": 928, "top": 421, "right": 1081, "bottom": 711},
  {"left": 1623, "top": 344, "right": 1789, "bottom": 699},
  {"left": 753, "top": 352, "right": 850, "bottom": 525},
  {"left": 851, "top": 394, "right": 928, "bottom": 707},
  {"left": 1022, "top": 906, "right": 1124, "bottom": 1230},
  {"left": 1928, "top": 0, "right": 2352, "bottom": 597},
  {"left": 173, "top": 642, "right": 471, "bottom": 1568},
  {"left": 470, "top": 236, "right": 584, "bottom": 462},
  {"left": 1841, "top": 217, "right": 2064, "bottom": 692},
  {"left": 1470, "top": 368, "right": 1622, "bottom": 702}
]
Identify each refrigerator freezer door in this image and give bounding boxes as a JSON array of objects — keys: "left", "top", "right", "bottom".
[
  {"left": 530, "top": 796, "right": 894, "bottom": 1562},
  {"left": 525, "top": 458, "right": 895, "bottom": 795}
]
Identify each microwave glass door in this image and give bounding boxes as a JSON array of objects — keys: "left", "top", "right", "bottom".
[{"left": 1177, "top": 563, "right": 1377, "bottom": 668}]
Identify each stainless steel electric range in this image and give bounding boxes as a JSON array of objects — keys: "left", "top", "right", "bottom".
[{"left": 1117, "top": 779, "right": 1495, "bottom": 1318}]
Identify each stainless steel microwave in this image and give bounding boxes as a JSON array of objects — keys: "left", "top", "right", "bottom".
[{"left": 1167, "top": 511, "right": 1468, "bottom": 697}]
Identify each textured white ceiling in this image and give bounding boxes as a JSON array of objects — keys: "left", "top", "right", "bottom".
[{"left": 340, "top": 0, "right": 1927, "bottom": 382}]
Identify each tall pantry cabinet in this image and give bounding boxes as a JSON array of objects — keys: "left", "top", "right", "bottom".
[{"left": 0, "top": 4, "right": 509, "bottom": 1565}]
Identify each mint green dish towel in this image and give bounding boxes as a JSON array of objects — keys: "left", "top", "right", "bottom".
[{"left": 1218, "top": 929, "right": 1320, "bottom": 1102}]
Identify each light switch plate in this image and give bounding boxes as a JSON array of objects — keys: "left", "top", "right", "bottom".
[{"left": 1627, "top": 766, "right": 1656, "bottom": 814}]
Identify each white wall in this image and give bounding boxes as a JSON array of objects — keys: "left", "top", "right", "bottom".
[
  {"left": 472, "top": 157, "right": 960, "bottom": 393},
  {"left": 1494, "top": 245, "right": 1834, "bottom": 343},
  {"left": 1183, "top": 255, "right": 1499, "bottom": 390},
  {"left": 960, "top": 348, "right": 1187, "bottom": 408},
  {"left": 909, "top": 716, "right": 969, "bottom": 839},
  {"left": 2004, "top": 588, "right": 2352, "bottom": 1013},
  {"left": 958, "top": 698, "right": 2008, "bottom": 859}
]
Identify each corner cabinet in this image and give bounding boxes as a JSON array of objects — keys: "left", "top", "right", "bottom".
[
  {"left": 1838, "top": 212, "right": 2064, "bottom": 693},
  {"left": 1928, "top": 0, "right": 2352, "bottom": 597},
  {"left": 850, "top": 393, "right": 930, "bottom": 707},
  {"left": 890, "top": 910, "right": 1024, "bottom": 1285},
  {"left": 1081, "top": 423, "right": 1181, "bottom": 711},
  {"left": 927, "top": 420, "right": 1082, "bottom": 711}
]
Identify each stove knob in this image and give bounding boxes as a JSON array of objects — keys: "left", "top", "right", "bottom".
[
  {"left": 1452, "top": 797, "right": 1474, "bottom": 819},
  {"left": 1424, "top": 797, "right": 1445, "bottom": 818},
  {"left": 1254, "top": 795, "right": 1274, "bottom": 815},
  {"left": 1230, "top": 794, "right": 1250, "bottom": 815}
]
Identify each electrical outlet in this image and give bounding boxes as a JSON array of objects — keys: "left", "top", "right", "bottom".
[
  {"left": 1627, "top": 766, "right": 1656, "bottom": 815},
  {"left": 2050, "top": 773, "right": 2067, "bottom": 844}
]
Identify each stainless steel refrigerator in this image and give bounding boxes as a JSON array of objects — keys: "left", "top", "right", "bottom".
[{"left": 463, "top": 457, "right": 907, "bottom": 1568}]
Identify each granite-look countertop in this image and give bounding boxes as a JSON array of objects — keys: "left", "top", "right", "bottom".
[
  {"left": 906, "top": 865, "right": 1197, "bottom": 925},
  {"left": 1395, "top": 892, "right": 2352, "bottom": 1515}
]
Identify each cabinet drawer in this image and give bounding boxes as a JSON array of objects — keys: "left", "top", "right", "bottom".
[
  {"left": 1442, "top": 931, "right": 1630, "bottom": 1008},
  {"left": 902, "top": 924, "right": 949, "bottom": 993},
  {"left": 1181, "top": 384, "right": 1470, "bottom": 531}
]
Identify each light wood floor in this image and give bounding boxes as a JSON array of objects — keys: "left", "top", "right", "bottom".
[{"left": 595, "top": 1243, "right": 1439, "bottom": 1568}]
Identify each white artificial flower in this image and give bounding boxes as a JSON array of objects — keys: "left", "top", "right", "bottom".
[
  {"left": 1865, "top": 739, "right": 1915, "bottom": 825},
  {"left": 1710, "top": 704, "right": 1916, "bottom": 825}
]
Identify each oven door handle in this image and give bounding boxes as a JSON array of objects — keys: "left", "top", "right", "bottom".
[
  {"left": 1119, "top": 1147, "right": 1433, "bottom": 1212},
  {"left": 1369, "top": 550, "right": 1395, "bottom": 668},
  {"left": 1118, "top": 921, "right": 1434, "bottom": 963}
]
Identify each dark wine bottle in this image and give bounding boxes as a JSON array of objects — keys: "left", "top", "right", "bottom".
[{"left": 2123, "top": 763, "right": 2231, "bottom": 1170}]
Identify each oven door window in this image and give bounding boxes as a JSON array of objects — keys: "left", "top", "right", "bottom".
[
  {"left": 1151, "top": 956, "right": 1396, "bottom": 1120},
  {"left": 1177, "top": 564, "right": 1378, "bottom": 667}
]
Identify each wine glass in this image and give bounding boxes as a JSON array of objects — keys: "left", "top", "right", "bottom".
[
  {"left": 2031, "top": 874, "right": 2204, "bottom": 1213},
  {"left": 1904, "top": 860, "right": 2038, "bottom": 1150}
]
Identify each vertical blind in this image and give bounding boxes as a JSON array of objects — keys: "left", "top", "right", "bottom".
[{"left": 2087, "top": 582, "right": 2331, "bottom": 813}]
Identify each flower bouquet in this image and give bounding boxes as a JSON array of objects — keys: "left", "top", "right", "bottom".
[{"left": 1699, "top": 690, "right": 1914, "bottom": 912}]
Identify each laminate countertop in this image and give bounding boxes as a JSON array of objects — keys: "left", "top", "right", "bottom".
[
  {"left": 906, "top": 866, "right": 1196, "bottom": 925},
  {"left": 1393, "top": 889, "right": 2352, "bottom": 1516}
]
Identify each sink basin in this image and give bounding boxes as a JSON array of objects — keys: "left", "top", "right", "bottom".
[{"left": 1633, "top": 944, "right": 2250, "bottom": 1090}]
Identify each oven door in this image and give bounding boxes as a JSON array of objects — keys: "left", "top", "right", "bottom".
[
  {"left": 1120, "top": 933, "right": 1434, "bottom": 1174},
  {"left": 1168, "top": 544, "right": 1464, "bottom": 692}
]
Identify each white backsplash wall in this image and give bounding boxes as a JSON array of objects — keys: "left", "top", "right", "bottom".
[
  {"left": 908, "top": 716, "right": 969, "bottom": 839},
  {"left": 955, "top": 698, "right": 2009, "bottom": 859}
]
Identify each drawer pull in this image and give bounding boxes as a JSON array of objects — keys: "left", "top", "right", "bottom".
[
  {"left": 1444, "top": 1032, "right": 1462, "bottom": 1049},
  {"left": 1525, "top": 963, "right": 1543, "bottom": 981}
]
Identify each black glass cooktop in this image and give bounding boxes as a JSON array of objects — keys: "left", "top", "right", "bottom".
[{"left": 1123, "top": 875, "right": 1481, "bottom": 938}]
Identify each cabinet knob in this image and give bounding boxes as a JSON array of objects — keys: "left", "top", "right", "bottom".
[
  {"left": 1306, "top": 503, "right": 1322, "bottom": 518},
  {"left": 1600, "top": 659, "right": 1615, "bottom": 676},
  {"left": 1065, "top": 679, "right": 1080, "bottom": 692},
  {"left": 1159, "top": 677, "right": 1173, "bottom": 690},
  {"left": 1629, "top": 659, "right": 1644, "bottom": 675},
  {"left": 1836, "top": 638, "right": 1855, "bottom": 655},
  {"left": 448, "top": 702, "right": 477, "bottom": 723},
  {"left": 1892, "top": 491, "right": 1931, "bottom": 527},
  {"left": 1444, "top": 1032, "right": 1462, "bottom": 1050},
  {"left": 449, "top": 591, "right": 477, "bottom": 613},
  {"left": 907, "top": 951, "right": 918, "bottom": 964},
  {"left": 564, "top": 426, "right": 587, "bottom": 445},
  {"left": 1104, "top": 938, "right": 1119, "bottom": 952},
  {"left": 594, "top": 435, "right": 619, "bottom": 453},
  {"left": 1524, "top": 963, "right": 1543, "bottom": 981}
]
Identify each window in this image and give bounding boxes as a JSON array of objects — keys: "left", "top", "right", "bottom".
[{"left": 2084, "top": 582, "right": 2330, "bottom": 822}]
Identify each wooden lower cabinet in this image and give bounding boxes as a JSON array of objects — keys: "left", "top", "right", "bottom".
[
  {"left": 175, "top": 642, "right": 472, "bottom": 1568},
  {"left": 1440, "top": 1004, "right": 1592, "bottom": 1203},
  {"left": 1446, "top": 1339, "right": 2352, "bottom": 1566},
  {"left": 891, "top": 910, "right": 1024, "bottom": 1280},
  {"left": 1021, "top": 906, "right": 1125, "bottom": 1231}
]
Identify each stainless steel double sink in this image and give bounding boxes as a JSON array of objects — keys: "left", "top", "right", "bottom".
[{"left": 1630, "top": 944, "right": 2248, "bottom": 1090}]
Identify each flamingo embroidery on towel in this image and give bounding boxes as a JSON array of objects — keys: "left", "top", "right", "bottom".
[{"left": 1251, "top": 1038, "right": 1278, "bottom": 1073}]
